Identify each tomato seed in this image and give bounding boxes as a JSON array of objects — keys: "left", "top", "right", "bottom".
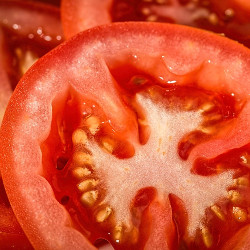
[
  {"left": 141, "top": 7, "right": 151, "bottom": 16},
  {"left": 101, "top": 137, "right": 115, "bottom": 154},
  {"left": 228, "top": 190, "right": 242, "bottom": 204},
  {"left": 210, "top": 205, "right": 225, "bottom": 221},
  {"left": 72, "top": 167, "right": 91, "bottom": 179},
  {"left": 77, "top": 179, "right": 99, "bottom": 192},
  {"left": 233, "top": 176, "right": 249, "bottom": 187},
  {"left": 96, "top": 206, "right": 113, "bottom": 223},
  {"left": 146, "top": 14, "right": 158, "bottom": 22},
  {"left": 200, "top": 102, "right": 215, "bottom": 112},
  {"left": 201, "top": 227, "right": 213, "bottom": 248},
  {"left": 240, "top": 153, "right": 250, "bottom": 167},
  {"left": 232, "top": 207, "right": 248, "bottom": 222},
  {"left": 198, "top": 126, "right": 215, "bottom": 135},
  {"left": 72, "top": 129, "right": 87, "bottom": 145},
  {"left": 85, "top": 116, "right": 100, "bottom": 135},
  {"left": 80, "top": 190, "right": 98, "bottom": 207},
  {"left": 224, "top": 8, "right": 235, "bottom": 20},
  {"left": 73, "top": 152, "right": 93, "bottom": 165},
  {"left": 113, "top": 224, "right": 123, "bottom": 243},
  {"left": 208, "top": 13, "right": 219, "bottom": 25}
]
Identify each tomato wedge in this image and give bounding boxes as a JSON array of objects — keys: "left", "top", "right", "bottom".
[
  {"left": 61, "top": 0, "right": 250, "bottom": 47},
  {"left": 1, "top": 22, "right": 250, "bottom": 249}
]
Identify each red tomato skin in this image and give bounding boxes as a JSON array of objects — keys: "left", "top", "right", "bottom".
[{"left": 0, "top": 22, "right": 250, "bottom": 249}]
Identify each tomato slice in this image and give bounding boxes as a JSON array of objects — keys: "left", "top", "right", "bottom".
[
  {"left": 0, "top": 1, "right": 64, "bottom": 248},
  {"left": 0, "top": 0, "right": 64, "bottom": 89},
  {"left": 61, "top": 0, "right": 250, "bottom": 47},
  {"left": 1, "top": 22, "right": 250, "bottom": 249}
]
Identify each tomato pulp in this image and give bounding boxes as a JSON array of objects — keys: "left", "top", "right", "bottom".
[{"left": 0, "top": 23, "right": 250, "bottom": 249}]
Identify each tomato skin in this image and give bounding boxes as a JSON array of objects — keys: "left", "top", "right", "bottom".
[{"left": 0, "top": 22, "right": 250, "bottom": 249}]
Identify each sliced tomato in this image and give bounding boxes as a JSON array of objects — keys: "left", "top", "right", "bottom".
[
  {"left": 0, "top": 28, "right": 12, "bottom": 123},
  {"left": 0, "top": 0, "right": 64, "bottom": 89},
  {"left": 61, "top": 0, "right": 250, "bottom": 47},
  {"left": 0, "top": 1, "right": 64, "bottom": 248},
  {"left": 1, "top": 23, "right": 250, "bottom": 249}
]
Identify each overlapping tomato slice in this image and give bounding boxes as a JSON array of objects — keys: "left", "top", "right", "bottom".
[
  {"left": 0, "top": 22, "right": 250, "bottom": 249},
  {"left": 61, "top": 0, "right": 250, "bottom": 48},
  {"left": 0, "top": 0, "right": 64, "bottom": 248}
]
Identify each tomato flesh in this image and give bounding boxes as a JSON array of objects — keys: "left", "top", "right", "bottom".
[
  {"left": 1, "top": 23, "right": 250, "bottom": 250},
  {"left": 41, "top": 64, "right": 249, "bottom": 249}
]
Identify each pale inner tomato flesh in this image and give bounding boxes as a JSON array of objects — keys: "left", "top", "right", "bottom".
[{"left": 84, "top": 92, "right": 232, "bottom": 237}]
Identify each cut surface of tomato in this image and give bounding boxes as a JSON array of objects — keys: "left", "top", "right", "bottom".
[
  {"left": 0, "top": 1, "right": 64, "bottom": 248},
  {"left": 61, "top": 0, "right": 250, "bottom": 48},
  {"left": 0, "top": 23, "right": 250, "bottom": 249}
]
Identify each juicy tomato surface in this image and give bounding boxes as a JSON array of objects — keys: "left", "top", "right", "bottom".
[
  {"left": 0, "top": 0, "right": 64, "bottom": 89},
  {"left": 61, "top": 0, "right": 250, "bottom": 47},
  {"left": 0, "top": 0, "right": 63, "bottom": 248},
  {"left": 0, "top": 22, "right": 250, "bottom": 250}
]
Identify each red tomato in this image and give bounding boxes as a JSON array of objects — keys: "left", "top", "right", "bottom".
[
  {"left": 0, "top": 0, "right": 64, "bottom": 248},
  {"left": 0, "top": 0, "right": 64, "bottom": 88},
  {"left": 1, "top": 22, "right": 250, "bottom": 249},
  {"left": 61, "top": 0, "right": 250, "bottom": 47}
]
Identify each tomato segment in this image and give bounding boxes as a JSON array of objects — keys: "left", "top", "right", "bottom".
[{"left": 0, "top": 23, "right": 250, "bottom": 249}]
